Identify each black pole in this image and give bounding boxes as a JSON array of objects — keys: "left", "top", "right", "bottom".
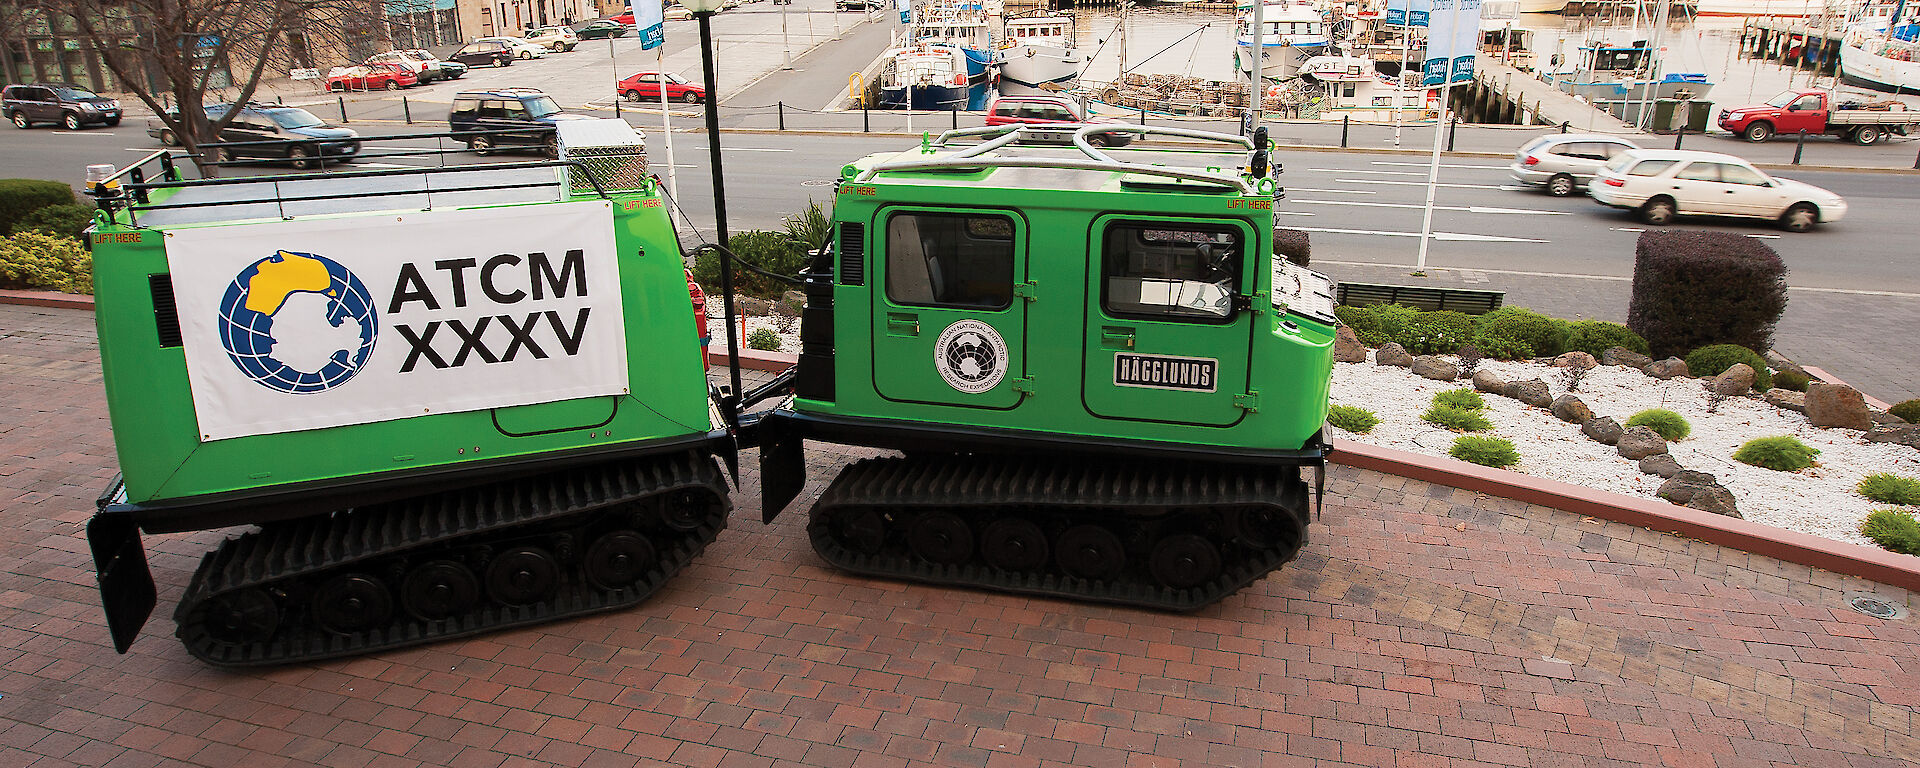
[
  {"left": 1672, "top": 123, "right": 1684, "bottom": 150},
  {"left": 1139, "top": 106, "right": 1146, "bottom": 125},
  {"left": 1793, "top": 129, "right": 1807, "bottom": 164},
  {"left": 1447, "top": 117, "right": 1458, "bottom": 152},
  {"left": 1560, "top": 120, "right": 1568, "bottom": 133},
  {"left": 697, "top": 11, "right": 742, "bottom": 409},
  {"left": 951, "top": 107, "right": 958, "bottom": 130},
  {"left": 403, "top": 97, "right": 412, "bottom": 125},
  {"left": 1340, "top": 114, "right": 1349, "bottom": 148},
  {"left": 339, "top": 96, "right": 348, "bottom": 123},
  {"left": 863, "top": 103, "right": 869, "bottom": 132},
  {"left": 1913, "top": 145, "right": 1919, "bottom": 170},
  {"left": 779, "top": 101, "right": 786, "bottom": 130}
]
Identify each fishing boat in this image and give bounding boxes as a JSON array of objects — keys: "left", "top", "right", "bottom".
[
  {"left": 1234, "top": 1, "right": 1334, "bottom": 81},
  {"left": 997, "top": 11, "right": 1085, "bottom": 96},
  {"left": 1294, "top": 54, "right": 1439, "bottom": 121},
  {"left": 1542, "top": 38, "right": 1714, "bottom": 102},
  {"left": 912, "top": 2, "right": 996, "bottom": 87},
  {"left": 1840, "top": 23, "right": 1920, "bottom": 93},
  {"left": 877, "top": 42, "right": 974, "bottom": 110},
  {"left": 1518, "top": 0, "right": 1571, "bottom": 12}
]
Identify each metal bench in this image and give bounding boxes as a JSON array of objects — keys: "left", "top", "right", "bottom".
[{"left": 1334, "top": 282, "right": 1505, "bottom": 315}]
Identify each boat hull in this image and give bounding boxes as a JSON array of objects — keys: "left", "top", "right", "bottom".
[
  {"left": 998, "top": 44, "right": 1083, "bottom": 96},
  {"left": 1840, "top": 41, "right": 1920, "bottom": 94},
  {"left": 878, "top": 84, "right": 969, "bottom": 110}
]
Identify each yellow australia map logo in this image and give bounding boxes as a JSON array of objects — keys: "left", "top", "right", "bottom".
[{"left": 216, "top": 250, "right": 378, "bottom": 394}]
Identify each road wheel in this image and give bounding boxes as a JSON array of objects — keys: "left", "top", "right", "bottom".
[
  {"left": 212, "top": 148, "right": 234, "bottom": 165},
  {"left": 330, "top": 82, "right": 344, "bottom": 92},
  {"left": 1780, "top": 203, "right": 1818, "bottom": 233},
  {"left": 104, "top": 117, "right": 120, "bottom": 127},
  {"left": 158, "top": 129, "right": 178, "bottom": 146},
  {"left": 288, "top": 145, "right": 315, "bottom": 170},
  {"left": 1546, "top": 173, "right": 1576, "bottom": 197},
  {"left": 1086, "top": 134, "right": 1110, "bottom": 148},
  {"left": 8, "top": 111, "right": 28, "bottom": 129},
  {"left": 62, "top": 112, "right": 82, "bottom": 130},
  {"left": 624, "top": 90, "right": 641, "bottom": 102},
  {"left": 681, "top": 91, "right": 702, "bottom": 104},
  {"left": 1853, "top": 125, "right": 1881, "bottom": 145},
  {"left": 544, "top": 134, "right": 559, "bottom": 159},
  {"left": 518, "top": 50, "right": 531, "bottom": 60},
  {"left": 501, "top": 56, "right": 513, "bottom": 67},
  {"left": 384, "top": 80, "right": 401, "bottom": 91},
  {"left": 1744, "top": 121, "right": 1774, "bottom": 142},
  {"left": 469, "top": 135, "right": 494, "bottom": 156},
  {"left": 1639, "top": 197, "right": 1676, "bottom": 226}
]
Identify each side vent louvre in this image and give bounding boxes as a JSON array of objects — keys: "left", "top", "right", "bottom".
[
  {"left": 838, "top": 223, "right": 865, "bottom": 286},
  {"left": 149, "top": 274, "right": 182, "bottom": 348}
]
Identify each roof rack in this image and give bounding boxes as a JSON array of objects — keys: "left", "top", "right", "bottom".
[{"left": 857, "top": 124, "right": 1264, "bottom": 195}]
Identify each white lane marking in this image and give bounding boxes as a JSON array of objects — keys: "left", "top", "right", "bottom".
[
  {"left": 1338, "top": 178, "right": 1527, "bottom": 191},
  {"left": 351, "top": 162, "right": 425, "bottom": 168},
  {"left": 1285, "top": 187, "right": 1376, "bottom": 194},
  {"left": 1286, "top": 226, "right": 1546, "bottom": 243},
  {"left": 1306, "top": 168, "right": 1426, "bottom": 176},
  {"left": 722, "top": 147, "right": 794, "bottom": 152},
  {"left": 1292, "top": 199, "right": 1572, "bottom": 216},
  {"left": 1372, "top": 161, "right": 1506, "bottom": 169},
  {"left": 1273, "top": 210, "right": 1317, "bottom": 216},
  {"left": 1747, "top": 234, "right": 1783, "bottom": 239},
  {"left": 1313, "top": 259, "right": 1920, "bottom": 297},
  {"left": 54, "top": 131, "right": 119, "bottom": 136}
]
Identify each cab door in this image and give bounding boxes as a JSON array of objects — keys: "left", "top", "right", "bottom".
[
  {"left": 1083, "top": 217, "right": 1256, "bottom": 428},
  {"left": 871, "top": 208, "right": 1027, "bottom": 409}
]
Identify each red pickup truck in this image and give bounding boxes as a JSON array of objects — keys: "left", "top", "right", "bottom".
[{"left": 1718, "top": 89, "right": 1920, "bottom": 145}]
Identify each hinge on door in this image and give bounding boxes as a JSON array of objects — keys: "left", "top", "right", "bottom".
[
  {"left": 1014, "top": 281, "right": 1038, "bottom": 301},
  {"left": 1013, "top": 377, "right": 1036, "bottom": 395},
  {"left": 1233, "top": 390, "right": 1259, "bottom": 412}
]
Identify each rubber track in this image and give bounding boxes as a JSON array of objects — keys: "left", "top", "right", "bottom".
[
  {"left": 175, "top": 452, "right": 729, "bottom": 666},
  {"left": 806, "top": 455, "right": 1310, "bottom": 611}
]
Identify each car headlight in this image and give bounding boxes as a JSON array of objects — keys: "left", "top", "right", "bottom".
[{"left": 76, "top": 103, "right": 96, "bottom": 111}]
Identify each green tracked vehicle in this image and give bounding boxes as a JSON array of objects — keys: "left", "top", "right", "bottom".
[
  {"left": 82, "top": 122, "right": 734, "bottom": 665},
  {"left": 757, "top": 125, "right": 1336, "bottom": 609}
]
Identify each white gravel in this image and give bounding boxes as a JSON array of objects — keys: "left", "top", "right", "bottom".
[
  {"left": 1331, "top": 354, "right": 1920, "bottom": 548},
  {"left": 704, "top": 314, "right": 801, "bottom": 354}
]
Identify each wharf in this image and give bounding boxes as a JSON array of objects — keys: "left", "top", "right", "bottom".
[{"left": 1463, "top": 60, "right": 1649, "bottom": 136}]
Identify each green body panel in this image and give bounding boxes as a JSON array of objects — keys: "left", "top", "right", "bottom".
[
  {"left": 91, "top": 186, "right": 711, "bottom": 506},
  {"left": 802, "top": 154, "right": 1333, "bottom": 453}
]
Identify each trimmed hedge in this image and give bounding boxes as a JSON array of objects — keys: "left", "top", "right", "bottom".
[
  {"left": 1474, "top": 307, "right": 1569, "bottom": 359},
  {"left": 1686, "top": 344, "right": 1773, "bottom": 391},
  {"left": 1564, "top": 320, "right": 1649, "bottom": 358},
  {"left": 0, "top": 231, "right": 93, "bottom": 294},
  {"left": 1469, "top": 332, "right": 1532, "bottom": 361},
  {"left": 1401, "top": 310, "right": 1476, "bottom": 355},
  {"left": 1275, "top": 228, "right": 1310, "bottom": 267},
  {"left": 1627, "top": 231, "right": 1788, "bottom": 359},
  {"left": 1862, "top": 509, "right": 1920, "bottom": 556},
  {"left": 1733, "top": 435, "right": 1819, "bottom": 472},
  {"left": 691, "top": 230, "right": 807, "bottom": 298},
  {"left": 1335, "top": 303, "right": 1420, "bottom": 347},
  {"left": 1327, "top": 404, "right": 1379, "bottom": 434},
  {"left": 1450, "top": 436, "right": 1520, "bottom": 468},
  {"left": 11, "top": 203, "right": 96, "bottom": 240},
  {"left": 0, "top": 179, "right": 77, "bottom": 236}
]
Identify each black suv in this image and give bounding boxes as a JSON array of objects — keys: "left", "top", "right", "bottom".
[
  {"left": 449, "top": 40, "right": 516, "bottom": 68},
  {"left": 148, "top": 103, "right": 361, "bottom": 170},
  {"left": 449, "top": 89, "right": 592, "bottom": 157},
  {"left": 3, "top": 83, "right": 122, "bottom": 129}
]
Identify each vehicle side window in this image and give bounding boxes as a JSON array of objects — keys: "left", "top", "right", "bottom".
[
  {"left": 479, "top": 100, "right": 507, "bottom": 118},
  {"left": 1102, "top": 223, "right": 1240, "bottom": 322},
  {"left": 993, "top": 104, "right": 1015, "bottom": 117},
  {"left": 451, "top": 98, "right": 479, "bottom": 116},
  {"left": 1674, "top": 162, "right": 1721, "bottom": 182},
  {"left": 1792, "top": 96, "right": 1821, "bottom": 110},
  {"left": 503, "top": 101, "right": 531, "bottom": 119},
  {"left": 885, "top": 212, "right": 1014, "bottom": 309},
  {"left": 1039, "top": 106, "right": 1073, "bottom": 121},
  {"left": 1720, "top": 164, "right": 1771, "bottom": 186},
  {"left": 1600, "top": 142, "right": 1632, "bottom": 158},
  {"left": 1626, "top": 159, "right": 1678, "bottom": 177}
]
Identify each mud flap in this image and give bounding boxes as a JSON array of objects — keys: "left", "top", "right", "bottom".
[
  {"left": 87, "top": 509, "right": 155, "bottom": 654},
  {"left": 759, "top": 416, "right": 807, "bottom": 524}
]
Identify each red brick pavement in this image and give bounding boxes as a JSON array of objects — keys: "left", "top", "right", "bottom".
[{"left": 2, "top": 304, "right": 1918, "bottom": 768}]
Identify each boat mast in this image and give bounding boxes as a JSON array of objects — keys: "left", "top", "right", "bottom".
[{"left": 1250, "top": 0, "right": 1265, "bottom": 131}]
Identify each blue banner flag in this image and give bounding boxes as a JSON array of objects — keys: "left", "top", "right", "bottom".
[
  {"left": 635, "top": 0, "right": 666, "bottom": 50},
  {"left": 1421, "top": 0, "right": 1481, "bottom": 85},
  {"left": 1384, "top": 0, "right": 1431, "bottom": 27}
]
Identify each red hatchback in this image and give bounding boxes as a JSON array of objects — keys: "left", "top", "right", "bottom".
[
  {"left": 326, "top": 63, "right": 418, "bottom": 92},
  {"left": 609, "top": 12, "right": 635, "bottom": 24},
  {"left": 618, "top": 71, "right": 706, "bottom": 104}
]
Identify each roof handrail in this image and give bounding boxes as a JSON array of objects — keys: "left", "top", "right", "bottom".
[{"left": 866, "top": 124, "right": 1259, "bottom": 194}]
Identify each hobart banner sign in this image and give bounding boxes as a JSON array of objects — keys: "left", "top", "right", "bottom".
[{"left": 165, "top": 201, "right": 629, "bottom": 441}]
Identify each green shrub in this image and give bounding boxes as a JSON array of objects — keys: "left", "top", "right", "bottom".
[
  {"left": 1475, "top": 307, "right": 1569, "bottom": 359},
  {"left": 1890, "top": 399, "right": 1920, "bottom": 424},
  {"left": 1685, "top": 344, "right": 1773, "bottom": 391},
  {"left": 0, "top": 179, "right": 78, "bottom": 235},
  {"left": 1625, "top": 409, "right": 1691, "bottom": 441},
  {"left": 10, "top": 203, "right": 95, "bottom": 239},
  {"left": 691, "top": 230, "right": 806, "bottom": 298},
  {"left": 1400, "top": 310, "right": 1477, "bottom": 354},
  {"left": 1858, "top": 473, "right": 1920, "bottom": 506},
  {"left": 1275, "top": 228, "right": 1311, "bottom": 267},
  {"left": 1335, "top": 303, "right": 1420, "bottom": 348},
  {"left": 1732, "top": 435, "right": 1819, "bottom": 472},
  {"left": 1469, "top": 331, "right": 1533, "bottom": 361},
  {"left": 1450, "top": 435, "right": 1520, "bottom": 468},
  {"left": 1627, "top": 230, "right": 1788, "bottom": 359},
  {"left": 1423, "top": 405, "right": 1492, "bottom": 432},
  {"left": 1773, "top": 370, "right": 1811, "bottom": 393},
  {"left": 1433, "top": 388, "right": 1486, "bottom": 412},
  {"left": 1327, "top": 404, "right": 1379, "bottom": 434},
  {"left": 781, "top": 199, "right": 832, "bottom": 253},
  {"left": 745, "top": 327, "right": 782, "bottom": 352},
  {"left": 1564, "top": 320, "right": 1649, "bottom": 358},
  {"left": 0, "top": 230, "right": 92, "bottom": 294},
  {"left": 1861, "top": 509, "right": 1920, "bottom": 556}
]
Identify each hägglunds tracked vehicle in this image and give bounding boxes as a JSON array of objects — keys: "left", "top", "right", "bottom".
[
  {"left": 83, "top": 121, "right": 734, "bottom": 665},
  {"left": 758, "top": 125, "right": 1337, "bottom": 610}
]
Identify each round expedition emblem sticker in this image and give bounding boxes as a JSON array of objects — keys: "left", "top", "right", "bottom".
[{"left": 933, "top": 319, "right": 1007, "bottom": 394}]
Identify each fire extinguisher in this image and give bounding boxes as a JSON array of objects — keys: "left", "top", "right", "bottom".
[{"left": 686, "top": 268, "right": 709, "bottom": 369}]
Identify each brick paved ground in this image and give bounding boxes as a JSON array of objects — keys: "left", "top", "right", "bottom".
[{"left": 3, "top": 304, "right": 1918, "bottom": 768}]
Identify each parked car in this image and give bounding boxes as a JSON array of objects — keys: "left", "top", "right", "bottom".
[
  {"left": 609, "top": 11, "right": 636, "bottom": 24},
  {"left": 1588, "top": 149, "right": 1847, "bottom": 232},
  {"left": 148, "top": 103, "right": 361, "bottom": 170},
  {"left": 477, "top": 36, "right": 549, "bottom": 59},
  {"left": 326, "top": 64, "right": 418, "bottom": 92},
  {"left": 402, "top": 49, "right": 467, "bottom": 80},
  {"left": 1507, "top": 134, "right": 1642, "bottom": 197},
  {"left": 3, "top": 82, "right": 121, "bottom": 129},
  {"left": 835, "top": 0, "right": 880, "bottom": 8},
  {"left": 577, "top": 20, "right": 631, "bottom": 39},
  {"left": 366, "top": 50, "right": 440, "bottom": 83},
  {"left": 449, "top": 40, "right": 516, "bottom": 67},
  {"left": 664, "top": 4, "right": 693, "bottom": 19},
  {"left": 1717, "top": 89, "right": 1920, "bottom": 145},
  {"left": 525, "top": 26, "right": 580, "bottom": 52},
  {"left": 985, "top": 95, "right": 1132, "bottom": 147},
  {"left": 448, "top": 88, "right": 594, "bottom": 157},
  {"left": 617, "top": 71, "right": 706, "bottom": 103}
]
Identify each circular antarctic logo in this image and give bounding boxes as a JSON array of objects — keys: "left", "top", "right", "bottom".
[
  {"left": 217, "top": 249, "right": 378, "bottom": 394},
  {"left": 933, "top": 319, "right": 1007, "bottom": 394}
]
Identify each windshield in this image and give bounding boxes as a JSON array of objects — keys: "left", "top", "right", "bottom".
[
  {"left": 1765, "top": 91, "right": 1798, "bottom": 108},
  {"left": 270, "top": 109, "right": 325, "bottom": 129},
  {"left": 55, "top": 86, "right": 100, "bottom": 100},
  {"left": 525, "top": 96, "right": 562, "bottom": 118},
  {"left": 1601, "top": 154, "right": 1636, "bottom": 173},
  {"left": 666, "top": 73, "right": 688, "bottom": 84}
]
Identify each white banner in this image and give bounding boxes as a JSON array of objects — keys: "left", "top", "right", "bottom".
[
  {"left": 633, "top": 0, "right": 665, "bottom": 50},
  {"left": 167, "top": 201, "right": 629, "bottom": 441},
  {"left": 1422, "top": 0, "right": 1482, "bottom": 85}
]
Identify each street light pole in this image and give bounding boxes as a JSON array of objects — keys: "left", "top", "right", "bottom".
[{"left": 690, "top": 1, "right": 742, "bottom": 406}]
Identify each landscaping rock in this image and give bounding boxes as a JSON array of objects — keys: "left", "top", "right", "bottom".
[
  {"left": 1707, "top": 363, "right": 1757, "bottom": 396},
  {"left": 1411, "top": 355, "right": 1458, "bottom": 381},
  {"left": 1638, "top": 453, "right": 1683, "bottom": 478},
  {"left": 1864, "top": 424, "right": 1920, "bottom": 449},
  {"left": 1375, "top": 343, "right": 1413, "bottom": 368},
  {"left": 1686, "top": 486, "right": 1743, "bottom": 518},
  {"left": 1805, "top": 382, "right": 1873, "bottom": 431},
  {"left": 1644, "top": 357, "right": 1689, "bottom": 379},
  {"left": 1870, "top": 410, "right": 1906, "bottom": 425},
  {"left": 772, "top": 296, "right": 803, "bottom": 318},
  {"left": 1334, "top": 326, "right": 1368, "bottom": 363},
  {"left": 1552, "top": 351, "right": 1598, "bottom": 369},
  {"left": 1603, "top": 347, "right": 1654, "bottom": 369},
  {"left": 733, "top": 296, "right": 772, "bottom": 316},
  {"left": 1763, "top": 388, "right": 1806, "bottom": 414},
  {"left": 1505, "top": 378, "right": 1553, "bottom": 408},
  {"left": 1581, "top": 416, "right": 1624, "bottom": 445},
  {"left": 1472, "top": 369, "right": 1506, "bottom": 395},
  {"left": 1616, "top": 426, "right": 1669, "bottom": 460},
  {"left": 1550, "top": 395, "right": 1593, "bottom": 424},
  {"left": 1764, "top": 350, "right": 1809, "bottom": 379},
  {"left": 1655, "top": 470, "right": 1719, "bottom": 504}
]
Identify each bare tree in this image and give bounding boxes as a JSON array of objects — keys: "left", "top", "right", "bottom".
[
  {"left": 44, "top": 0, "right": 384, "bottom": 171},
  {"left": 0, "top": 1, "right": 40, "bottom": 85}
]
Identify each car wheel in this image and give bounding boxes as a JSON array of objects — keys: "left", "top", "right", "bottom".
[
  {"left": 1853, "top": 125, "right": 1881, "bottom": 145},
  {"left": 158, "top": 129, "right": 178, "bottom": 146},
  {"left": 544, "top": 135, "right": 559, "bottom": 159},
  {"left": 1086, "top": 135, "right": 1110, "bottom": 148},
  {"left": 518, "top": 50, "right": 531, "bottom": 60},
  {"left": 384, "top": 80, "right": 401, "bottom": 91},
  {"left": 288, "top": 145, "right": 315, "bottom": 170},
  {"left": 1546, "top": 174, "right": 1576, "bottom": 197},
  {"left": 1744, "top": 122, "right": 1774, "bottom": 142},
  {"left": 624, "top": 90, "right": 641, "bottom": 102},
  {"left": 330, "top": 82, "right": 344, "bottom": 92},
  {"left": 1780, "top": 203, "right": 1818, "bottom": 233},
  {"left": 63, "top": 112, "right": 82, "bottom": 130},
  {"left": 212, "top": 148, "right": 234, "bottom": 164},
  {"left": 9, "top": 111, "right": 30, "bottom": 129},
  {"left": 1639, "top": 197, "right": 1676, "bottom": 226},
  {"left": 104, "top": 117, "right": 120, "bottom": 127},
  {"left": 470, "top": 135, "right": 494, "bottom": 156},
  {"left": 501, "top": 57, "right": 513, "bottom": 67},
  {"left": 681, "top": 92, "right": 702, "bottom": 104}
]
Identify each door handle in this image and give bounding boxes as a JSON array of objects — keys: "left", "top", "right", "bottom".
[
  {"left": 886, "top": 312, "right": 919, "bottom": 336},
  {"left": 1101, "top": 326, "right": 1136, "bottom": 350}
]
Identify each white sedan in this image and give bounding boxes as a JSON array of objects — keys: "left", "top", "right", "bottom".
[
  {"left": 476, "top": 36, "right": 549, "bottom": 59},
  {"left": 1588, "top": 149, "right": 1846, "bottom": 232}
]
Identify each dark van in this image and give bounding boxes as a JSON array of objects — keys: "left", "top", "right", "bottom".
[{"left": 449, "top": 88, "right": 593, "bottom": 157}]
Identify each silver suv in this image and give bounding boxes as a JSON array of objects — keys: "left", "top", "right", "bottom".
[{"left": 1509, "top": 134, "right": 1641, "bottom": 197}]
